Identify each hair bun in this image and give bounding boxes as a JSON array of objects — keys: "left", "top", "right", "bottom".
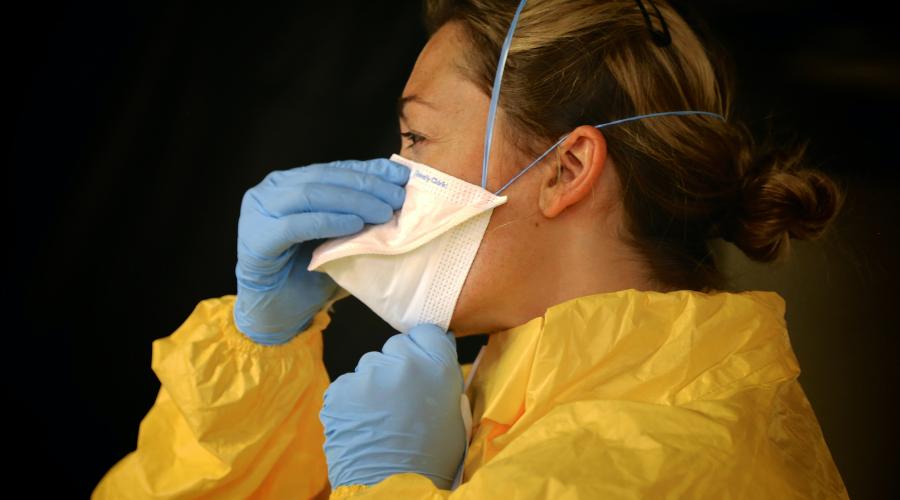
[{"left": 725, "top": 145, "right": 844, "bottom": 262}]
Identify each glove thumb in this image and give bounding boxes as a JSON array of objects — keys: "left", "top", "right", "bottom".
[{"left": 407, "top": 323, "right": 457, "bottom": 364}]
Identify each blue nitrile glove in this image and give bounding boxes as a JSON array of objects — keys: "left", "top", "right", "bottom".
[
  {"left": 320, "top": 324, "right": 467, "bottom": 489},
  {"left": 234, "top": 159, "right": 409, "bottom": 345}
]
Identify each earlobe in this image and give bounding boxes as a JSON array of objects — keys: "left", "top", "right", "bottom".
[{"left": 539, "top": 126, "right": 608, "bottom": 218}]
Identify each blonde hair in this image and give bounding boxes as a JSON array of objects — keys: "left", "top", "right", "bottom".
[{"left": 425, "top": 0, "right": 842, "bottom": 291}]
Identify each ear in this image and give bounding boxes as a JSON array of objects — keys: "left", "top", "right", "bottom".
[{"left": 538, "top": 125, "right": 608, "bottom": 218}]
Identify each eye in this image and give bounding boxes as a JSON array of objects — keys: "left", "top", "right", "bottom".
[{"left": 400, "top": 130, "right": 426, "bottom": 148}]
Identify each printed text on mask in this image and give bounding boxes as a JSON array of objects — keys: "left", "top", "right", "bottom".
[{"left": 414, "top": 170, "right": 449, "bottom": 189}]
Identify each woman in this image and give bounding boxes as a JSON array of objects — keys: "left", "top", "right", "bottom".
[{"left": 93, "top": 0, "right": 848, "bottom": 498}]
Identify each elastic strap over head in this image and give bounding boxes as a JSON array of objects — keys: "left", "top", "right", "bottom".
[
  {"left": 494, "top": 110, "right": 726, "bottom": 195},
  {"left": 481, "top": 0, "right": 726, "bottom": 195},
  {"left": 481, "top": 0, "right": 528, "bottom": 189}
]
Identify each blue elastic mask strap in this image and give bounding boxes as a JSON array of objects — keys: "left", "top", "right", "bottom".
[
  {"left": 493, "top": 110, "right": 726, "bottom": 195},
  {"left": 482, "top": 0, "right": 528, "bottom": 189}
]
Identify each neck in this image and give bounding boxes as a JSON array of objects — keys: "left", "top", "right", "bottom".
[{"left": 504, "top": 205, "right": 656, "bottom": 331}]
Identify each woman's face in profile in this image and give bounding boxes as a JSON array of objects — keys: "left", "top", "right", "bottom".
[{"left": 397, "top": 22, "right": 550, "bottom": 335}]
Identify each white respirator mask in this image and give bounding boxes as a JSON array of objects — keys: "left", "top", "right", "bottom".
[{"left": 308, "top": 154, "right": 507, "bottom": 332}]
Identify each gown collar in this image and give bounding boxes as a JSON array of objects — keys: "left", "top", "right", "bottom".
[{"left": 466, "top": 288, "right": 797, "bottom": 428}]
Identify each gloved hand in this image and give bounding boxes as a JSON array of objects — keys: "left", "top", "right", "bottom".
[
  {"left": 320, "top": 324, "right": 467, "bottom": 489},
  {"left": 234, "top": 159, "right": 409, "bottom": 345}
]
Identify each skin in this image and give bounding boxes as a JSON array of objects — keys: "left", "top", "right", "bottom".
[{"left": 397, "top": 22, "right": 657, "bottom": 336}]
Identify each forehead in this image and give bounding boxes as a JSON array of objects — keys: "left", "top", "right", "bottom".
[{"left": 403, "top": 23, "right": 481, "bottom": 105}]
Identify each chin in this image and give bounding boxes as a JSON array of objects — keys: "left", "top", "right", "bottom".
[
  {"left": 448, "top": 300, "right": 483, "bottom": 337},
  {"left": 448, "top": 315, "right": 476, "bottom": 337},
  {"left": 450, "top": 303, "right": 507, "bottom": 337}
]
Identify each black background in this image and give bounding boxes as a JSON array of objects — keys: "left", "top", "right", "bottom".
[{"left": 10, "top": 1, "right": 899, "bottom": 497}]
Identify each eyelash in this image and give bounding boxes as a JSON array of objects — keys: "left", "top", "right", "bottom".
[{"left": 400, "top": 131, "right": 426, "bottom": 148}]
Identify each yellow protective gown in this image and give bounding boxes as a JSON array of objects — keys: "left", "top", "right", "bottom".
[{"left": 92, "top": 289, "right": 848, "bottom": 499}]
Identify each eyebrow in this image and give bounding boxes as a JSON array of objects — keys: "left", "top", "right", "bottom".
[{"left": 397, "top": 94, "right": 437, "bottom": 121}]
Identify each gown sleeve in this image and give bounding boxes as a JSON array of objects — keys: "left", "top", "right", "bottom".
[
  {"left": 92, "top": 295, "right": 333, "bottom": 499},
  {"left": 329, "top": 380, "right": 848, "bottom": 499}
]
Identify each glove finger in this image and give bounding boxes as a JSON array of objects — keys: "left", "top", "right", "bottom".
[
  {"left": 327, "top": 158, "right": 410, "bottom": 186},
  {"left": 265, "top": 163, "right": 407, "bottom": 210},
  {"left": 265, "top": 158, "right": 409, "bottom": 186},
  {"left": 381, "top": 332, "right": 415, "bottom": 359},
  {"left": 406, "top": 324, "right": 458, "bottom": 365},
  {"left": 355, "top": 351, "right": 392, "bottom": 373},
  {"left": 322, "top": 372, "right": 352, "bottom": 409},
  {"left": 259, "top": 183, "right": 395, "bottom": 223},
  {"left": 311, "top": 168, "right": 407, "bottom": 210},
  {"left": 279, "top": 212, "right": 365, "bottom": 244}
]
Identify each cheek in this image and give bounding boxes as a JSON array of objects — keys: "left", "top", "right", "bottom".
[
  {"left": 449, "top": 221, "right": 511, "bottom": 335},
  {"left": 442, "top": 127, "right": 541, "bottom": 333},
  {"left": 461, "top": 223, "right": 509, "bottom": 300},
  {"left": 450, "top": 189, "right": 541, "bottom": 334}
]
